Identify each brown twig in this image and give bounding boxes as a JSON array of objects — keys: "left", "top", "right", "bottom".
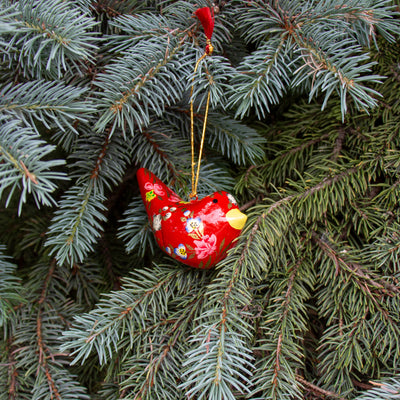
[
  {"left": 90, "top": 129, "right": 111, "bottom": 180},
  {"left": 296, "top": 375, "right": 347, "bottom": 400}
]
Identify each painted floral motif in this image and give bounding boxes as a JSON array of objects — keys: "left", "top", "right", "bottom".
[
  {"left": 151, "top": 206, "right": 178, "bottom": 234},
  {"left": 144, "top": 181, "right": 165, "bottom": 197},
  {"left": 145, "top": 190, "right": 156, "bottom": 202},
  {"left": 194, "top": 234, "right": 217, "bottom": 259},
  {"left": 185, "top": 217, "right": 202, "bottom": 233},
  {"left": 159, "top": 210, "right": 220, "bottom": 264},
  {"left": 174, "top": 244, "right": 187, "bottom": 259},
  {"left": 227, "top": 193, "right": 237, "bottom": 205},
  {"left": 152, "top": 214, "right": 162, "bottom": 231},
  {"left": 185, "top": 217, "right": 204, "bottom": 239},
  {"left": 161, "top": 205, "right": 176, "bottom": 221}
]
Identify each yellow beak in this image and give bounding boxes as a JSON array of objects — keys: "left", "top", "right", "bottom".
[{"left": 226, "top": 208, "right": 247, "bottom": 230}]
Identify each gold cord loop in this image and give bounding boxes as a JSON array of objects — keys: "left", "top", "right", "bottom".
[{"left": 189, "top": 49, "right": 212, "bottom": 199}]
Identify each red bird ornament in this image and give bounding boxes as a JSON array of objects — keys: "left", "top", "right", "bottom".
[{"left": 137, "top": 168, "right": 247, "bottom": 269}]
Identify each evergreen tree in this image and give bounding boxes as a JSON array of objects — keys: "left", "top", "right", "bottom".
[{"left": 1, "top": 0, "right": 400, "bottom": 399}]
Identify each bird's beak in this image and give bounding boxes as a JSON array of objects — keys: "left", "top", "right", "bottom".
[{"left": 226, "top": 208, "right": 247, "bottom": 230}]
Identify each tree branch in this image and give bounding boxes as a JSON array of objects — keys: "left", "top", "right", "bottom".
[{"left": 296, "top": 375, "right": 347, "bottom": 400}]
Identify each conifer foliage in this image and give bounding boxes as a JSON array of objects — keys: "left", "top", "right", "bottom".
[{"left": 1, "top": 0, "right": 400, "bottom": 399}]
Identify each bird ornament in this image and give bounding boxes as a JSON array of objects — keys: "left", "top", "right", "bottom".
[
  {"left": 137, "top": 168, "right": 247, "bottom": 269},
  {"left": 136, "top": 8, "right": 246, "bottom": 269}
]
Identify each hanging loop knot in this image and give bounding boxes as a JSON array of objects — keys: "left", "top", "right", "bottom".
[{"left": 205, "top": 39, "right": 214, "bottom": 56}]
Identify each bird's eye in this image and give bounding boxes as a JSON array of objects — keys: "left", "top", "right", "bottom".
[{"left": 212, "top": 199, "right": 218, "bottom": 203}]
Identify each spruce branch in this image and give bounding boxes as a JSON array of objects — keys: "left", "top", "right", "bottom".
[
  {"left": 132, "top": 124, "right": 190, "bottom": 181},
  {"left": 227, "top": 39, "right": 292, "bottom": 119},
  {"left": 118, "top": 196, "right": 157, "bottom": 258},
  {"left": 316, "top": 235, "right": 400, "bottom": 392},
  {"left": 107, "top": 13, "right": 178, "bottom": 53},
  {"left": 313, "top": 233, "right": 400, "bottom": 301},
  {"left": 0, "top": 4, "right": 19, "bottom": 52},
  {"left": 0, "top": 80, "right": 96, "bottom": 134},
  {"left": 364, "top": 225, "right": 400, "bottom": 274},
  {"left": 119, "top": 292, "right": 205, "bottom": 400},
  {"left": 355, "top": 377, "right": 400, "bottom": 400},
  {"left": 240, "top": 164, "right": 366, "bottom": 239},
  {"left": 190, "top": 54, "right": 237, "bottom": 112},
  {"left": 46, "top": 184, "right": 107, "bottom": 266},
  {"left": 206, "top": 114, "right": 266, "bottom": 165},
  {"left": 119, "top": 340, "right": 181, "bottom": 400},
  {"left": 0, "top": 116, "right": 68, "bottom": 214},
  {"left": 94, "top": 35, "right": 193, "bottom": 134},
  {"left": 292, "top": 37, "right": 382, "bottom": 116},
  {"left": 61, "top": 266, "right": 190, "bottom": 366},
  {"left": 0, "top": 336, "right": 34, "bottom": 400},
  {"left": 5, "top": 261, "right": 90, "bottom": 400},
  {"left": 295, "top": 375, "right": 347, "bottom": 400},
  {"left": 47, "top": 129, "right": 132, "bottom": 266},
  {"left": 180, "top": 253, "right": 255, "bottom": 398},
  {"left": 67, "top": 261, "right": 105, "bottom": 308},
  {"left": 230, "top": 0, "right": 400, "bottom": 118},
  {"left": 2, "top": 0, "right": 98, "bottom": 79},
  {"left": 250, "top": 249, "right": 314, "bottom": 400},
  {"left": 69, "top": 128, "right": 132, "bottom": 193},
  {"left": 259, "top": 130, "right": 332, "bottom": 186}
]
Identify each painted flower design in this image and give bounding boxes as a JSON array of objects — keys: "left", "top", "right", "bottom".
[
  {"left": 144, "top": 182, "right": 165, "bottom": 197},
  {"left": 185, "top": 217, "right": 202, "bottom": 233},
  {"left": 174, "top": 244, "right": 187, "bottom": 259},
  {"left": 152, "top": 214, "right": 162, "bottom": 231},
  {"left": 145, "top": 190, "right": 156, "bottom": 202},
  {"left": 194, "top": 234, "right": 217, "bottom": 259},
  {"left": 227, "top": 193, "right": 237, "bottom": 205}
]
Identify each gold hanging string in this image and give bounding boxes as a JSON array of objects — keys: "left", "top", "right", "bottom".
[
  {"left": 193, "top": 90, "right": 211, "bottom": 198},
  {"left": 190, "top": 41, "right": 213, "bottom": 199}
]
